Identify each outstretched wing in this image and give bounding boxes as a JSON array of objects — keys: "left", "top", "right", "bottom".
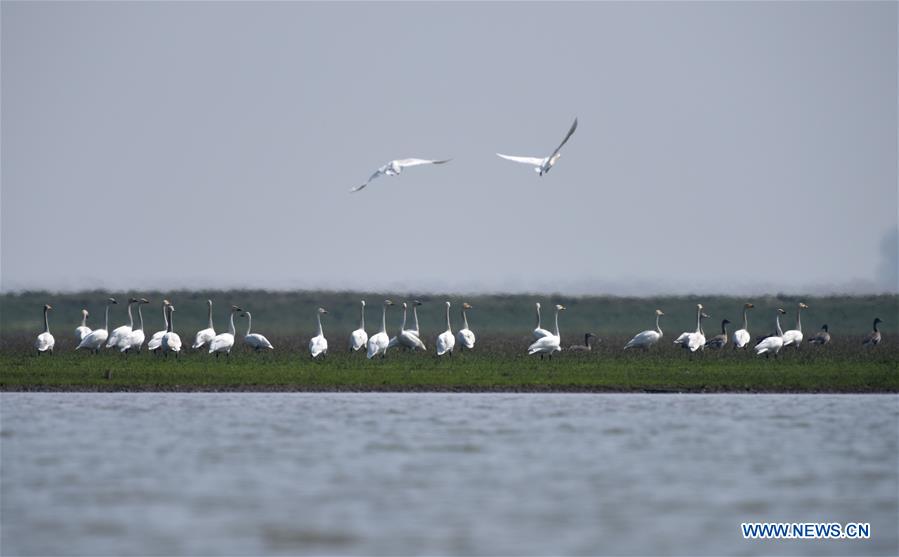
[
  {"left": 394, "top": 158, "right": 452, "bottom": 168},
  {"left": 550, "top": 117, "right": 578, "bottom": 157},
  {"left": 349, "top": 168, "right": 386, "bottom": 193},
  {"left": 496, "top": 153, "right": 545, "bottom": 166}
]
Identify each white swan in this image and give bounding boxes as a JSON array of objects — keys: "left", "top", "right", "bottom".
[
  {"left": 497, "top": 118, "right": 578, "bottom": 176},
  {"left": 533, "top": 302, "right": 552, "bottom": 339},
  {"left": 208, "top": 305, "right": 242, "bottom": 356},
  {"left": 350, "top": 158, "right": 452, "bottom": 192},
  {"left": 309, "top": 307, "right": 329, "bottom": 358},
  {"left": 75, "top": 309, "right": 91, "bottom": 342},
  {"left": 674, "top": 304, "right": 707, "bottom": 352},
  {"left": 192, "top": 299, "right": 216, "bottom": 349},
  {"left": 77, "top": 298, "right": 117, "bottom": 353},
  {"left": 106, "top": 297, "right": 138, "bottom": 349},
  {"left": 781, "top": 302, "right": 808, "bottom": 348},
  {"left": 754, "top": 309, "right": 787, "bottom": 357},
  {"left": 241, "top": 311, "right": 274, "bottom": 351},
  {"left": 34, "top": 304, "right": 55, "bottom": 354},
  {"left": 528, "top": 304, "right": 565, "bottom": 358},
  {"left": 399, "top": 302, "right": 427, "bottom": 351},
  {"left": 436, "top": 301, "right": 456, "bottom": 356},
  {"left": 456, "top": 303, "right": 475, "bottom": 351},
  {"left": 348, "top": 300, "right": 369, "bottom": 352},
  {"left": 123, "top": 298, "right": 149, "bottom": 352},
  {"left": 732, "top": 303, "right": 754, "bottom": 349},
  {"left": 161, "top": 304, "right": 182, "bottom": 357},
  {"left": 411, "top": 300, "right": 423, "bottom": 336},
  {"left": 624, "top": 309, "right": 664, "bottom": 351},
  {"left": 147, "top": 300, "right": 170, "bottom": 353},
  {"left": 367, "top": 300, "right": 394, "bottom": 359}
]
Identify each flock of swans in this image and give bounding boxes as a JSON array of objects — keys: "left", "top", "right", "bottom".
[
  {"left": 349, "top": 118, "right": 578, "bottom": 192},
  {"left": 32, "top": 298, "right": 885, "bottom": 358}
]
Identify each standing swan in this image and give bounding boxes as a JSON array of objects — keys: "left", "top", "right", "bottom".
[
  {"left": 192, "top": 299, "right": 216, "bottom": 349},
  {"left": 411, "top": 300, "right": 423, "bottom": 336},
  {"left": 732, "top": 303, "right": 754, "bottom": 349},
  {"left": 367, "top": 300, "right": 394, "bottom": 359},
  {"left": 436, "top": 301, "right": 456, "bottom": 356},
  {"left": 528, "top": 304, "right": 565, "bottom": 358},
  {"left": 242, "top": 311, "right": 274, "bottom": 351},
  {"left": 754, "top": 309, "right": 787, "bottom": 357},
  {"left": 348, "top": 300, "right": 369, "bottom": 352},
  {"left": 309, "top": 308, "right": 329, "bottom": 358},
  {"left": 456, "top": 303, "right": 476, "bottom": 351},
  {"left": 161, "top": 304, "right": 182, "bottom": 357},
  {"left": 77, "top": 298, "right": 117, "bottom": 353},
  {"left": 123, "top": 298, "right": 150, "bottom": 352},
  {"left": 147, "top": 300, "right": 170, "bottom": 353},
  {"left": 107, "top": 298, "right": 138, "bottom": 349},
  {"left": 863, "top": 318, "right": 883, "bottom": 347},
  {"left": 209, "top": 306, "right": 243, "bottom": 356},
  {"left": 75, "top": 309, "right": 91, "bottom": 342},
  {"left": 782, "top": 303, "right": 808, "bottom": 348},
  {"left": 35, "top": 304, "right": 55, "bottom": 355},
  {"left": 399, "top": 302, "right": 427, "bottom": 351},
  {"left": 624, "top": 309, "right": 665, "bottom": 351},
  {"left": 533, "top": 302, "right": 552, "bottom": 339},
  {"left": 674, "top": 304, "right": 707, "bottom": 352}
]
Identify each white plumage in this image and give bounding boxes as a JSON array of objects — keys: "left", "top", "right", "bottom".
[
  {"left": 75, "top": 309, "right": 91, "bottom": 342},
  {"left": 532, "top": 302, "right": 552, "bottom": 339},
  {"left": 367, "top": 301, "right": 394, "bottom": 359},
  {"left": 192, "top": 299, "right": 216, "bottom": 349},
  {"left": 528, "top": 304, "right": 565, "bottom": 357},
  {"left": 781, "top": 303, "right": 808, "bottom": 348},
  {"left": 674, "top": 305, "right": 707, "bottom": 352},
  {"left": 122, "top": 298, "right": 149, "bottom": 352},
  {"left": 348, "top": 300, "right": 368, "bottom": 352},
  {"left": 731, "top": 303, "right": 754, "bottom": 349},
  {"left": 161, "top": 304, "right": 182, "bottom": 356},
  {"left": 624, "top": 309, "right": 664, "bottom": 350},
  {"left": 209, "top": 306, "right": 242, "bottom": 356},
  {"left": 34, "top": 304, "right": 55, "bottom": 354},
  {"left": 436, "top": 301, "right": 455, "bottom": 357},
  {"left": 147, "top": 300, "right": 170, "bottom": 353},
  {"left": 497, "top": 118, "right": 578, "bottom": 176},
  {"left": 76, "top": 298, "right": 117, "bottom": 353},
  {"left": 350, "top": 158, "right": 452, "bottom": 193},
  {"left": 456, "top": 303, "right": 476, "bottom": 350},
  {"left": 309, "top": 307, "right": 328, "bottom": 358},
  {"left": 242, "top": 311, "right": 274, "bottom": 352},
  {"left": 755, "top": 309, "right": 787, "bottom": 357}
]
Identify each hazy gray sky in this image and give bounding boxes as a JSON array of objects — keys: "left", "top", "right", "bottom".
[{"left": 2, "top": 1, "right": 896, "bottom": 294}]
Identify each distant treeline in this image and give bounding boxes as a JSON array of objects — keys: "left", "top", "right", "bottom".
[{"left": 1, "top": 290, "right": 895, "bottom": 338}]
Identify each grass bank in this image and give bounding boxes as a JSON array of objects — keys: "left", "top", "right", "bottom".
[{"left": 1, "top": 335, "right": 895, "bottom": 393}]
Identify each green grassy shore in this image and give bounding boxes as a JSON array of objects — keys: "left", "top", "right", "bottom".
[{"left": 1, "top": 334, "right": 896, "bottom": 393}]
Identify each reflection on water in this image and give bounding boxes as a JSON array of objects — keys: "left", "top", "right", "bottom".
[{"left": 1, "top": 393, "right": 896, "bottom": 556}]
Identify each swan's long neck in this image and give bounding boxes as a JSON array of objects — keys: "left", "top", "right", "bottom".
[
  {"left": 359, "top": 303, "right": 365, "bottom": 330},
  {"left": 43, "top": 308, "right": 50, "bottom": 333},
  {"left": 775, "top": 314, "right": 784, "bottom": 337},
  {"left": 795, "top": 306, "right": 802, "bottom": 332},
  {"left": 127, "top": 303, "right": 134, "bottom": 328},
  {"left": 694, "top": 307, "right": 702, "bottom": 333},
  {"left": 554, "top": 308, "right": 561, "bottom": 337},
  {"left": 535, "top": 304, "right": 542, "bottom": 329},
  {"left": 655, "top": 314, "right": 662, "bottom": 335},
  {"left": 400, "top": 306, "right": 408, "bottom": 332},
  {"left": 104, "top": 304, "right": 111, "bottom": 332},
  {"left": 81, "top": 313, "right": 87, "bottom": 328},
  {"left": 316, "top": 312, "right": 323, "bottom": 336},
  {"left": 246, "top": 313, "right": 252, "bottom": 336},
  {"left": 444, "top": 304, "right": 452, "bottom": 333},
  {"left": 462, "top": 308, "right": 470, "bottom": 330},
  {"left": 207, "top": 302, "right": 214, "bottom": 329},
  {"left": 380, "top": 305, "right": 387, "bottom": 334},
  {"left": 137, "top": 305, "right": 144, "bottom": 332},
  {"left": 166, "top": 307, "right": 174, "bottom": 333},
  {"left": 229, "top": 311, "right": 236, "bottom": 336},
  {"left": 413, "top": 306, "right": 420, "bottom": 332},
  {"left": 742, "top": 308, "right": 749, "bottom": 330}
]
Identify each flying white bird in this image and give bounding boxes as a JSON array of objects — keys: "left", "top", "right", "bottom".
[
  {"left": 497, "top": 118, "right": 578, "bottom": 176},
  {"left": 35, "top": 304, "right": 55, "bottom": 355},
  {"left": 350, "top": 158, "right": 452, "bottom": 193}
]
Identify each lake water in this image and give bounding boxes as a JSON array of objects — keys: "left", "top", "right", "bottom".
[{"left": 1, "top": 393, "right": 896, "bottom": 556}]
